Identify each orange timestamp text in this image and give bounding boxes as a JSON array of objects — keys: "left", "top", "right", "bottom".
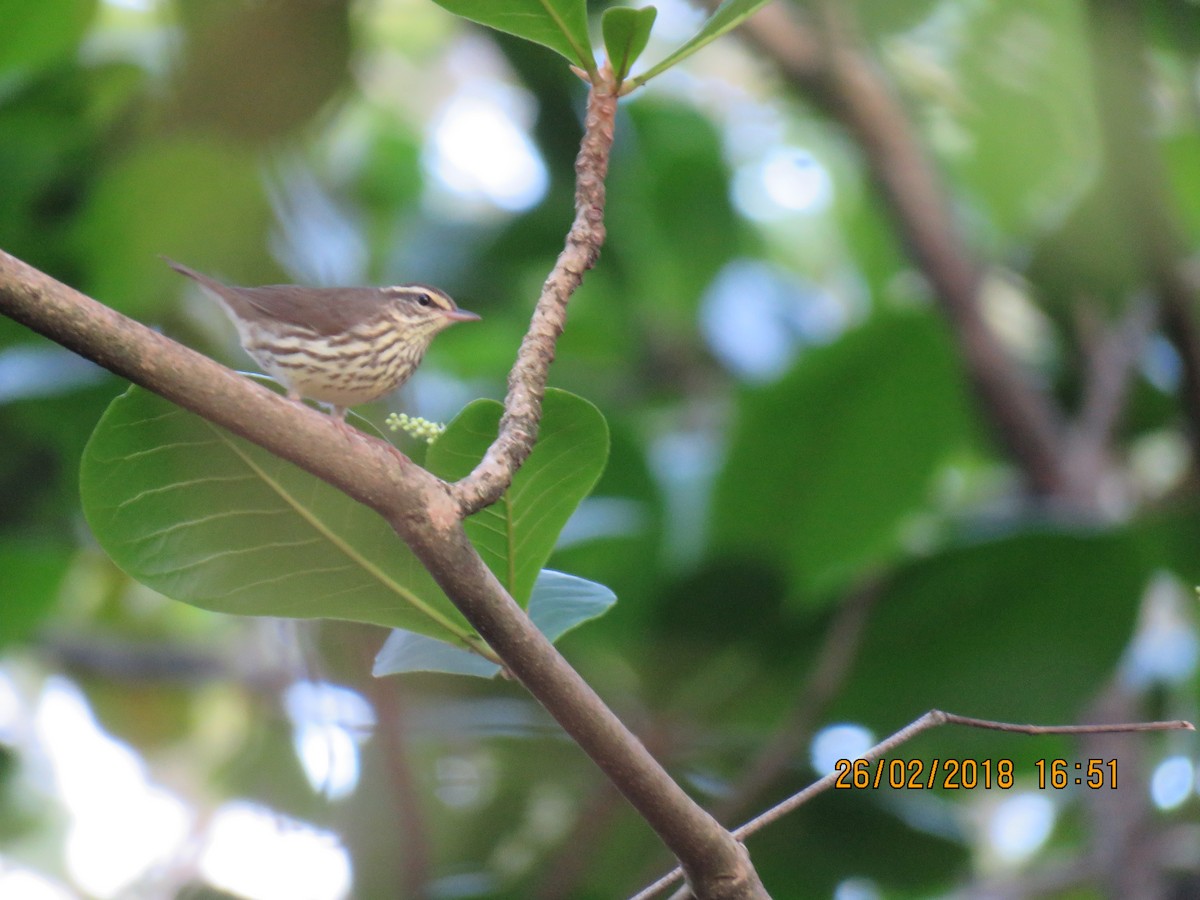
[{"left": 833, "top": 758, "right": 1119, "bottom": 790}]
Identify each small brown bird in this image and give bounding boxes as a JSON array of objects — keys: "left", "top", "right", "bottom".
[{"left": 166, "top": 258, "right": 479, "bottom": 423}]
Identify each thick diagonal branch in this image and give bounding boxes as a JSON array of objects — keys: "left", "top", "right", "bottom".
[
  {"left": 451, "top": 75, "right": 617, "bottom": 516},
  {"left": 0, "top": 249, "right": 765, "bottom": 898}
]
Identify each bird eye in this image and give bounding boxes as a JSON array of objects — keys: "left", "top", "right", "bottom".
[{"left": 416, "top": 292, "right": 433, "bottom": 308}]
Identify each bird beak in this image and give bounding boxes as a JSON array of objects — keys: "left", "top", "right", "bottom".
[{"left": 446, "top": 308, "right": 481, "bottom": 322}]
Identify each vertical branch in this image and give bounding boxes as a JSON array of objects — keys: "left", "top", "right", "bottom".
[{"left": 453, "top": 72, "right": 618, "bottom": 515}]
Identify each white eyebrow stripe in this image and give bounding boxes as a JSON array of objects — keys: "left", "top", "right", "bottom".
[{"left": 383, "top": 285, "right": 456, "bottom": 311}]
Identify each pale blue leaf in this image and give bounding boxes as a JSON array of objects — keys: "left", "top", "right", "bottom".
[
  {"left": 374, "top": 569, "right": 616, "bottom": 678},
  {"left": 374, "top": 630, "right": 501, "bottom": 678},
  {"left": 527, "top": 569, "right": 617, "bottom": 642}
]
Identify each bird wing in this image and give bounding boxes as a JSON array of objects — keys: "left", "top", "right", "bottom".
[
  {"left": 164, "top": 258, "right": 383, "bottom": 336},
  {"left": 231, "top": 286, "right": 385, "bottom": 336}
]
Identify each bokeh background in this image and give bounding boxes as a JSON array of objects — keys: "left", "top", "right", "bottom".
[{"left": 4, "top": 0, "right": 1200, "bottom": 897}]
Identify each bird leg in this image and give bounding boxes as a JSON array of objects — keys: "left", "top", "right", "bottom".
[
  {"left": 284, "top": 392, "right": 408, "bottom": 464},
  {"left": 327, "top": 405, "right": 363, "bottom": 444},
  {"left": 281, "top": 390, "right": 356, "bottom": 442}
]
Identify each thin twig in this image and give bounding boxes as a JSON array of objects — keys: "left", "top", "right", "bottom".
[
  {"left": 451, "top": 66, "right": 618, "bottom": 517},
  {"left": 631, "top": 709, "right": 1193, "bottom": 900}
]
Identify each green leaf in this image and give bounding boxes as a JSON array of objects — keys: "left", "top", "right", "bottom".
[
  {"left": 630, "top": 0, "right": 772, "bottom": 87},
  {"left": 602, "top": 6, "right": 657, "bottom": 84},
  {"left": 711, "top": 311, "right": 974, "bottom": 601},
  {"left": 937, "top": 0, "right": 1099, "bottom": 238},
  {"left": 605, "top": 101, "right": 744, "bottom": 320},
  {"left": 1163, "top": 132, "right": 1200, "bottom": 246},
  {"left": 850, "top": 0, "right": 942, "bottom": 39},
  {"left": 0, "top": 0, "right": 96, "bottom": 75},
  {"left": 374, "top": 630, "right": 503, "bottom": 678},
  {"left": 431, "top": 0, "right": 596, "bottom": 72},
  {"left": 1131, "top": 501, "right": 1200, "bottom": 586},
  {"left": 1027, "top": 179, "right": 1141, "bottom": 314},
  {"left": 79, "top": 385, "right": 487, "bottom": 652},
  {"left": 832, "top": 529, "right": 1147, "bottom": 758},
  {"left": 374, "top": 569, "right": 617, "bottom": 677},
  {"left": 524, "top": 568, "right": 617, "bottom": 641},
  {"left": 0, "top": 543, "right": 70, "bottom": 647},
  {"left": 753, "top": 791, "right": 964, "bottom": 897},
  {"left": 426, "top": 389, "right": 610, "bottom": 605}
]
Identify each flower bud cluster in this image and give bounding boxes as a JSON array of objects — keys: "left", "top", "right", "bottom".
[{"left": 385, "top": 412, "right": 445, "bottom": 444}]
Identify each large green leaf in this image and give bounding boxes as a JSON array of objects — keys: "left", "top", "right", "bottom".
[
  {"left": 711, "top": 311, "right": 974, "bottom": 602},
  {"left": 605, "top": 101, "right": 745, "bottom": 321},
  {"left": 0, "top": 543, "right": 70, "bottom": 647},
  {"left": 0, "top": 0, "right": 96, "bottom": 75},
  {"left": 536, "top": 419, "right": 665, "bottom": 650},
  {"left": 630, "top": 0, "right": 773, "bottom": 87},
  {"left": 831, "top": 529, "right": 1148, "bottom": 759},
  {"left": 1026, "top": 178, "right": 1141, "bottom": 314},
  {"left": 431, "top": 0, "right": 595, "bottom": 72},
  {"left": 851, "top": 0, "right": 942, "bottom": 39},
  {"left": 79, "top": 385, "right": 485, "bottom": 652},
  {"left": 935, "top": 0, "right": 1099, "bottom": 238},
  {"left": 1131, "top": 501, "right": 1200, "bottom": 587},
  {"left": 1163, "top": 132, "right": 1200, "bottom": 247},
  {"left": 426, "top": 388, "right": 610, "bottom": 605},
  {"left": 751, "top": 791, "right": 964, "bottom": 897}
]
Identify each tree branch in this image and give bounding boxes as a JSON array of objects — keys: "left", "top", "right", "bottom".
[
  {"left": 451, "top": 71, "right": 617, "bottom": 517},
  {"left": 0, "top": 247, "right": 763, "bottom": 896},
  {"left": 632, "top": 709, "right": 1193, "bottom": 900},
  {"left": 736, "top": 3, "right": 1075, "bottom": 498}
]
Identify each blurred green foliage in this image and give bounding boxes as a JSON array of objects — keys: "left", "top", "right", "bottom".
[{"left": 3, "top": 0, "right": 1200, "bottom": 897}]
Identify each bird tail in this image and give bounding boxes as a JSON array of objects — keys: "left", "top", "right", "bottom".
[{"left": 162, "top": 256, "right": 220, "bottom": 290}]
